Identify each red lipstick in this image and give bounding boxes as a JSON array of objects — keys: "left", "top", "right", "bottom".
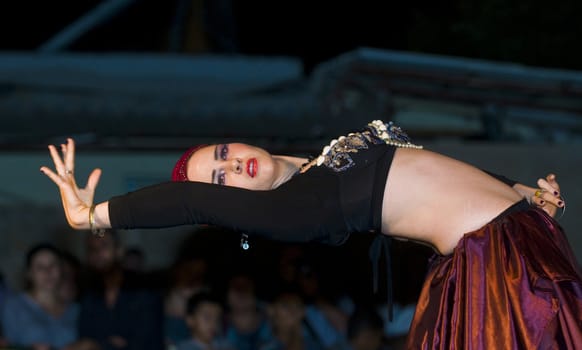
[{"left": 246, "top": 158, "right": 257, "bottom": 178}]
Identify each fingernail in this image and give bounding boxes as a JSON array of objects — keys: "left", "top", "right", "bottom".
[
  {"left": 540, "top": 200, "right": 545, "bottom": 205},
  {"left": 554, "top": 191, "right": 559, "bottom": 196},
  {"left": 558, "top": 201, "right": 563, "bottom": 207}
]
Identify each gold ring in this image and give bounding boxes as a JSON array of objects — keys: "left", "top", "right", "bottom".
[{"left": 534, "top": 189, "right": 543, "bottom": 198}]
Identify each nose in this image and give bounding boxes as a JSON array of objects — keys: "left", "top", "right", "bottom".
[{"left": 230, "top": 158, "right": 243, "bottom": 174}]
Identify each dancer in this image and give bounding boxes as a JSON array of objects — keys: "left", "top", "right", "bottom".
[{"left": 41, "top": 120, "right": 579, "bottom": 349}]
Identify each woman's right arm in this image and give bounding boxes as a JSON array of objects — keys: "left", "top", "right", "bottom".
[
  {"left": 108, "top": 180, "right": 336, "bottom": 243},
  {"left": 41, "top": 139, "right": 340, "bottom": 243}
]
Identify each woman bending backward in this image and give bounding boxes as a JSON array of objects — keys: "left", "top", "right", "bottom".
[{"left": 42, "top": 121, "right": 580, "bottom": 349}]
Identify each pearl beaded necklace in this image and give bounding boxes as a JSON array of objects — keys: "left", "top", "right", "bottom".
[{"left": 300, "top": 120, "right": 423, "bottom": 174}]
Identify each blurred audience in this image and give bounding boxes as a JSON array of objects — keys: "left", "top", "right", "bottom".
[
  {"left": 0, "top": 227, "right": 425, "bottom": 350},
  {"left": 296, "top": 258, "right": 349, "bottom": 349},
  {"left": 276, "top": 246, "right": 349, "bottom": 349},
  {"left": 176, "top": 290, "right": 232, "bottom": 350},
  {"left": 165, "top": 256, "right": 209, "bottom": 347},
  {"left": 1, "top": 243, "right": 80, "bottom": 349},
  {"left": 261, "top": 285, "right": 323, "bottom": 350},
  {"left": 78, "top": 230, "right": 164, "bottom": 350},
  {"left": 224, "top": 272, "right": 272, "bottom": 350}
]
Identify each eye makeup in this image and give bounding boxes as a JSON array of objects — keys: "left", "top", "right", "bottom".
[
  {"left": 212, "top": 144, "right": 229, "bottom": 185},
  {"left": 219, "top": 144, "right": 228, "bottom": 160},
  {"left": 217, "top": 169, "right": 226, "bottom": 185},
  {"left": 212, "top": 168, "right": 227, "bottom": 185}
]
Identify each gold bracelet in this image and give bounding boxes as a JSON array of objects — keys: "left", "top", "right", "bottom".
[{"left": 89, "top": 204, "right": 105, "bottom": 237}]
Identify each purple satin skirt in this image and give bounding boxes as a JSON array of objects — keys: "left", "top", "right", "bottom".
[{"left": 407, "top": 200, "right": 582, "bottom": 349}]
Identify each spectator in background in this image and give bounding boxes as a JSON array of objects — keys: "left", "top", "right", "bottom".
[
  {"left": 78, "top": 230, "right": 164, "bottom": 350},
  {"left": 275, "top": 246, "right": 349, "bottom": 349},
  {"left": 261, "top": 285, "right": 323, "bottom": 350},
  {"left": 1, "top": 243, "right": 79, "bottom": 349},
  {"left": 295, "top": 256, "right": 349, "bottom": 349},
  {"left": 176, "top": 290, "right": 233, "bottom": 350},
  {"left": 224, "top": 272, "right": 272, "bottom": 350},
  {"left": 165, "top": 256, "right": 209, "bottom": 347}
]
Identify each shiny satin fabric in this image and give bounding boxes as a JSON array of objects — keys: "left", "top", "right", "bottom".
[{"left": 407, "top": 201, "right": 582, "bottom": 349}]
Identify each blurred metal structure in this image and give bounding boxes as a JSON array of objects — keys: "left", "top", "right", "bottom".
[
  {"left": 311, "top": 48, "right": 582, "bottom": 142},
  {"left": 38, "top": 0, "right": 137, "bottom": 53},
  {"left": 0, "top": 53, "right": 320, "bottom": 152},
  {"left": 1, "top": 48, "right": 582, "bottom": 151}
]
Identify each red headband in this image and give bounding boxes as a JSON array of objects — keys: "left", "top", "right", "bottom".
[{"left": 171, "top": 145, "right": 208, "bottom": 182}]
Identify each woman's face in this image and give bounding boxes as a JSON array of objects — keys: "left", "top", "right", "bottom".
[
  {"left": 187, "top": 143, "right": 278, "bottom": 190},
  {"left": 28, "top": 250, "right": 62, "bottom": 292}
]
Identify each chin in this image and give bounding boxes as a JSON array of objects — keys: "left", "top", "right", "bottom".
[{"left": 251, "top": 178, "right": 273, "bottom": 191}]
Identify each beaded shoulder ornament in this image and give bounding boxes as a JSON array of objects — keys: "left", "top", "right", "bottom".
[{"left": 301, "top": 120, "right": 423, "bottom": 173}]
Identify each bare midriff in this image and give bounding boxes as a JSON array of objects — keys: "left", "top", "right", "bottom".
[{"left": 381, "top": 148, "right": 523, "bottom": 255}]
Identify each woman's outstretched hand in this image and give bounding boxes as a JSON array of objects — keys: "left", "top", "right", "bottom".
[
  {"left": 514, "top": 173, "right": 564, "bottom": 218},
  {"left": 40, "top": 138, "right": 102, "bottom": 229}
]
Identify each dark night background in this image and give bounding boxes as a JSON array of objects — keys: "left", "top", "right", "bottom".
[{"left": 1, "top": 0, "right": 581, "bottom": 73}]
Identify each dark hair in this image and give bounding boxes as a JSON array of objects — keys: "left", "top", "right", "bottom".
[
  {"left": 186, "top": 290, "right": 223, "bottom": 315},
  {"left": 24, "top": 243, "right": 63, "bottom": 291},
  {"left": 25, "top": 243, "right": 61, "bottom": 269}
]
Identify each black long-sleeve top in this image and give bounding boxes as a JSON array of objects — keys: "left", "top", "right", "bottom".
[{"left": 110, "top": 137, "right": 396, "bottom": 246}]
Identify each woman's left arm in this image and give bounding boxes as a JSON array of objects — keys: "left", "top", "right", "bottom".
[
  {"left": 483, "top": 170, "right": 563, "bottom": 217},
  {"left": 513, "top": 173, "right": 564, "bottom": 217}
]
